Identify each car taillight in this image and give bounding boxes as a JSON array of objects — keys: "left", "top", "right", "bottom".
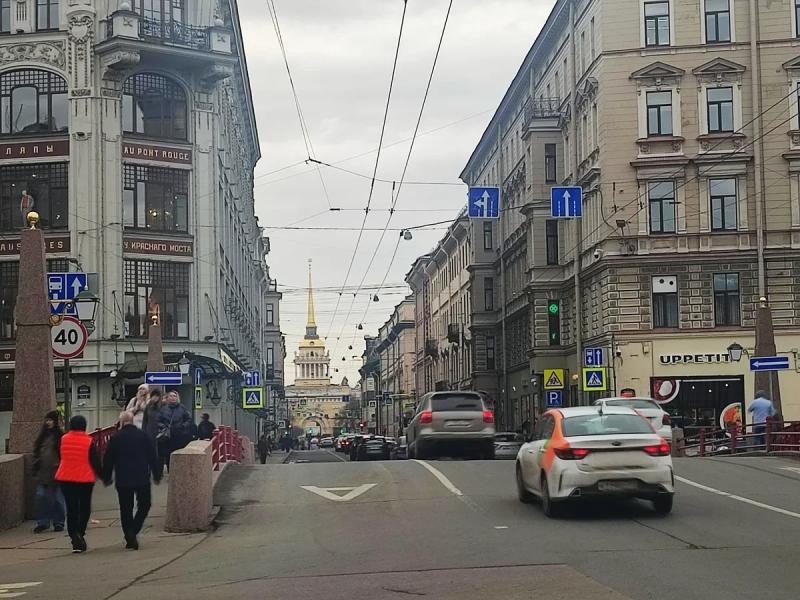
[
  {"left": 643, "top": 441, "right": 671, "bottom": 456},
  {"left": 482, "top": 410, "right": 494, "bottom": 424},
  {"left": 662, "top": 414, "right": 671, "bottom": 426},
  {"left": 554, "top": 446, "right": 590, "bottom": 460},
  {"left": 420, "top": 411, "right": 433, "bottom": 424}
]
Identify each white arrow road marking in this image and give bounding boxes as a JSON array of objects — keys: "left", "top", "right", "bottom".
[
  {"left": 412, "top": 460, "right": 463, "bottom": 496},
  {"left": 300, "top": 484, "right": 376, "bottom": 502},
  {"left": 0, "top": 582, "right": 42, "bottom": 599},
  {"left": 780, "top": 467, "right": 800, "bottom": 474},
  {"left": 676, "top": 476, "right": 800, "bottom": 520}
]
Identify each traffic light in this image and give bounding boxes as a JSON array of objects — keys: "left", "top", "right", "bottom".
[{"left": 548, "top": 300, "right": 561, "bottom": 346}]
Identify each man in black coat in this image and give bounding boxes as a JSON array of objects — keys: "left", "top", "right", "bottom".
[
  {"left": 197, "top": 413, "right": 215, "bottom": 440},
  {"left": 101, "top": 412, "right": 162, "bottom": 550}
]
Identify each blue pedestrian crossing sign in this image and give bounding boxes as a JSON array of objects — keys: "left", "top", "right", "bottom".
[
  {"left": 242, "top": 386, "right": 264, "bottom": 409},
  {"left": 546, "top": 390, "right": 563, "bottom": 408},
  {"left": 550, "top": 186, "right": 583, "bottom": 218},
  {"left": 582, "top": 367, "right": 608, "bottom": 392},
  {"left": 468, "top": 187, "right": 500, "bottom": 219}
]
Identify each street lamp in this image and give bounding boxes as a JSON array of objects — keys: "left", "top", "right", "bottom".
[
  {"left": 73, "top": 290, "right": 99, "bottom": 322},
  {"left": 178, "top": 353, "right": 191, "bottom": 375},
  {"left": 727, "top": 342, "right": 744, "bottom": 362}
]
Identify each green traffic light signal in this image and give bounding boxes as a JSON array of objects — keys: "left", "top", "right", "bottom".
[{"left": 548, "top": 301, "right": 560, "bottom": 315}]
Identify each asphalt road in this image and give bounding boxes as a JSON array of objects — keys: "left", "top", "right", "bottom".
[{"left": 5, "top": 454, "right": 800, "bottom": 599}]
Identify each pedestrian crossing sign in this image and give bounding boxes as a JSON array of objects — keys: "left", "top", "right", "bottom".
[
  {"left": 242, "top": 386, "right": 264, "bottom": 409},
  {"left": 194, "top": 385, "right": 202, "bottom": 409},
  {"left": 582, "top": 367, "right": 607, "bottom": 392},
  {"left": 543, "top": 369, "right": 565, "bottom": 390}
]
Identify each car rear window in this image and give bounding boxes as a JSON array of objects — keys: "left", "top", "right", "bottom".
[
  {"left": 562, "top": 414, "right": 654, "bottom": 437},
  {"left": 599, "top": 399, "right": 660, "bottom": 410},
  {"left": 431, "top": 394, "right": 483, "bottom": 412}
]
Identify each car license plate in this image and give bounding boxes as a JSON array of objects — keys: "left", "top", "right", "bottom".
[
  {"left": 598, "top": 480, "right": 638, "bottom": 493},
  {"left": 446, "top": 420, "right": 471, "bottom": 427}
]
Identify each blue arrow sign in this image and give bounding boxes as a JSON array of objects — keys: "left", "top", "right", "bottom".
[
  {"left": 546, "top": 390, "right": 563, "bottom": 408},
  {"left": 468, "top": 187, "right": 500, "bottom": 219},
  {"left": 243, "top": 370, "right": 260, "bottom": 387},
  {"left": 144, "top": 371, "right": 183, "bottom": 385},
  {"left": 550, "top": 186, "right": 583, "bottom": 218},
  {"left": 749, "top": 356, "right": 790, "bottom": 371},
  {"left": 584, "top": 347, "right": 604, "bottom": 367},
  {"left": 48, "top": 272, "right": 87, "bottom": 316}
]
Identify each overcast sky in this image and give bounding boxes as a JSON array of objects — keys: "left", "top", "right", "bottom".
[{"left": 237, "top": 0, "right": 556, "bottom": 385}]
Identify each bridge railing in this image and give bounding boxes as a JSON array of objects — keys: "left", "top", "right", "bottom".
[
  {"left": 90, "top": 424, "right": 119, "bottom": 459},
  {"left": 211, "top": 425, "right": 243, "bottom": 471},
  {"left": 682, "top": 418, "right": 800, "bottom": 457}
]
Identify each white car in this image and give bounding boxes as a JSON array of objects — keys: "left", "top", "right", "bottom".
[
  {"left": 494, "top": 432, "right": 524, "bottom": 459},
  {"left": 593, "top": 396, "right": 673, "bottom": 444},
  {"left": 516, "top": 406, "right": 675, "bottom": 517}
]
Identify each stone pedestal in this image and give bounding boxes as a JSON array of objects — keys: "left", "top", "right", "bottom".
[
  {"left": 0, "top": 455, "right": 25, "bottom": 530},
  {"left": 146, "top": 323, "right": 164, "bottom": 372},
  {"left": 165, "top": 441, "right": 213, "bottom": 532},
  {"left": 754, "top": 302, "right": 782, "bottom": 414}
]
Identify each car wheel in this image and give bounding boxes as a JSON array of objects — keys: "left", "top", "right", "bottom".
[
  {"left": 652, "top": 495, "right": 674, "bottom": 515},
  {"left": 541, "top": 475, "right": 559, "bottom": 518},
  {"left": 516, "top": 465, "right": 535, "bottom": 504}
]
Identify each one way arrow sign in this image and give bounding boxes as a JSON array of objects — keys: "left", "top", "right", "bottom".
[{"left": 749, "top": 356, "right": 790, "bottom": 371}]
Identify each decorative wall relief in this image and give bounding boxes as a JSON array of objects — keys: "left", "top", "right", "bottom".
[
  {"left": 0, "top": 41, "right": 66, "bottom": 70},
  {"left": 68, "top": 14, "right": 94, "bottom": 92}
]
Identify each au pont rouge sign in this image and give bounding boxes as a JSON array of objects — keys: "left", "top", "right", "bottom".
[
  {"left": 123, "top": 236, "right": 194, "bottom": 257},
  {"left": 0, "top": 139, "right": 69, "bottom": 160},
  {"left": 122, "top": 141, "right": 192, "bottom": 165},
  {"left": 0, "top": 235, "right": 70, "bottom": 256}
]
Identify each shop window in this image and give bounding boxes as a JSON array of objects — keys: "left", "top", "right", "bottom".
[
  {"left": 0, "top": 69, "right": 68, "bottom": 135},
  {"left": 484, "top": 277, "right": 494, "bottom": 312},
  {"left": 122, "top": 72, "right": 187, "bottom": 141},
  {"left": 0, "top": 259, "right": 69, "bottom": 340},
  {"left": 710, "top": 178, "right": 737, "bottom": 231},
  {"left": 122, "top": 164, "right": 188, "bottom": 232},
  {"left": 124, "top": 259, "right": 190, "bottom": 339},
  {"left": 648, "top": 181, "right": 676, "bottom": 234},
  {"left": 714, "top": 273, "right": 740, "bottom": 326},
  {"left": 546, "top": 220, "right": 559, "bottom": 265},
  {"left": 0, "top": 163, "right": 68, "bottom": 232},
  {"left": 705, "top": 0, "right": 731, "bottom": 44},
  {"left": 646, "top": 91, "right": 673, "bottom": 136},
  {"left": 707, "top": 87, "right": 734, "bottom": 133},
  {"left": 652, "top": 275, "right": 678, "bottom": 328},
  {"left": 644, "top": 1, "right": 670, "bottom": 47},
  {"left": 36, "top": 0, "right": 59, "bottom": 31}
]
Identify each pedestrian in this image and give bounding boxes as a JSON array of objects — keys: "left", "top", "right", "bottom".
[
  {"left": 55, "top": 415, "right": 101, "bottom": 553},
  {"left": 257, "top": 432, "right": 270, "bottom": 464},
  {"left": 748, "top": 390, "right": 776, "bottom": 448},
  {"left": 125, "top": 384, "right": 149, "bottom": 429},
  {"left": 157, "top": 390, "right": 193, "bottom": 472},
  {"left": 101, "top": 412, "right": 162, "bottom": 550},
  {"left": 32, "top": 410, "right": 66, "bottom": 534},
  {"left": 141, "top": 388, "right": 163, "bottom": 445},
  {"left": 197, "top": 413, "right": 215, "bottom": 440}
]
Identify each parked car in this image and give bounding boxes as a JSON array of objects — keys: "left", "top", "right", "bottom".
[
  {"left": 593, "top": 397, "right": 673, "bottom": 443},
  {"left": 319, "top": 436, "right": 334, "bottom": 448},
  {"left": 392, "top": 435, "right": 408, "bottom": 460},
  {"left": 406, "top": 391, "right": 496, "bottom": 460},
  {"left": 516, "top": 406, "right": 675, "bottom": 517},
  {"left": 494, "top": 432, "right": 524, "bottom": 459},
  {"left": 362, "top": 438, "right": 391, "bottom": 461}
]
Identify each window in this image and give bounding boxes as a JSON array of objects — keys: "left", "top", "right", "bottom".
[
  {"left": 484, "top": 277, "right": 494, "bottom": 311},
  {"left": 705, "top": 0, "right": 731, "bottom": 43},
  {"left": 652, "top": 276, "right": 678, "bottom": 328},
  {"left": 796, "top": 0, "right": 800, "bottom": 37},
  {"left": 137, "top": 0, "right": 184, "bottom": 24},
  {"left": 590, "top": 17, "right": 596, "bottom": 58},
  {"left": 124, "top": 259, "right": 190, "bottom": 339},
  {"left": 546, "top": 220, "right": 559, "bottom": 265},
  {"left": 0, "top": 163, "right": 68, "bottom": 232},
  {"left": 0, "top": 70, "right": 68, "bottom": 135},
  {"left": 266, "top": 303, "right": 274, "bottom": 325},
  {"left": 0, "top": 0, "right": 10, "bottom": 33},
  {"left": 36, "top": 0, "right": 59, "bottom": 30},
  {"left": 266, "top": 342, "right": 275, "bottom": 369},
  {"left": 710, "top": 178, "right": 737, "bottom": 231},
  {"left": 714, "top": 273, "right": 740, "bottom": 326},
  {"left": 545, "top": 143, "right": 557, "bottom": 183},
  {"left": 123, "top": 164, "right": 189, "bottom": 232},
  {"left": 648, "top": 181, "right": 676, "bottom": 234},
  {"left": 646, "top": 91, "right": 673, "bottom": 136},
  {"left": 707, "top": 87, "right": 734, "bottom": 133},
  {"left": 486, "top": 336, "right": 496, "bottom": 370},
  {"left": 644, "top": 1, "right": 670, "bottom": 46},
  {"left": 483, "top": 221, "right": 493, "bottom": 250},
  {"left": 122, "top": 73, "right": 187, "bottom": 140},
  {"left": 0, "top": 259, "right": 68, "bottom": 340}
]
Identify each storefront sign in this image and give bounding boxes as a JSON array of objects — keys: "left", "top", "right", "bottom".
[
  {"left": 0, "top": 139, "right": 69, "bottom": 161},
  {"left": 659, "top": 353, "right": 731, "bottom": 365},
  {"left": 0, "top": 235, "right": 70, "bottom": 256},
  {"left": 122, "top": 141, "right": 192, "bottom": 165},
  {"left": 122, "top": 236, "right": 193, "bottom": 257},
  {"left": 0, "top": 348, "right": 14, "bottom": 362},
  {"left": 77, "top": 385, "right": 90, "bottom": 400}
]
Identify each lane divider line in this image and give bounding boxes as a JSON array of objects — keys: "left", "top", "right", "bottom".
[
  {"left": 676, "top": 475, "right": 800, "bottom": 520},
  {"left": 411, "top": 459, "right": 463, "bottom": 496}
]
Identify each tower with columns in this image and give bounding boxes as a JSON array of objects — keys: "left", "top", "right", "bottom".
[{"left": 294, "top": 260, "right": 330, "bottom": 386}]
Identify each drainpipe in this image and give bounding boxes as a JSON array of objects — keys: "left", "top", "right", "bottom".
[
  {"left": 749, "top": 0, "right": 765, "bottom": 297},
  {"left": 570, "top": 0, "right": 583, "bottom": 405}
]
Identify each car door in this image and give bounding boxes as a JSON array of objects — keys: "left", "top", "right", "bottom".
[
  {"left": 407, "top": 396, "right": 427, "bottom": 447},
  {"left": 520, "top": 414, "right": 554, "bottom": 491}
]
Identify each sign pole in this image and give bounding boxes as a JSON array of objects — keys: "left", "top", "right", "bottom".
[{"left": 63, "top": 358, "right": 71, "bottom": 424}]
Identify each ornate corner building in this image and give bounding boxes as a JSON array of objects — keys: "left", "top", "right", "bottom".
[{"left": 0, "top": 0, "right": 283, "bottom": 447}]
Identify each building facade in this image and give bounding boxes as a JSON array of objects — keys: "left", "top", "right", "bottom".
[
  {"left": 458, "top": 0, "right": 800, "bottom": 429},
  {"left": 0, "top": 0, "right": 282, "bottom": 449},
  {"left": 374, "top": 296, "right": 415, "bottom": 437}
]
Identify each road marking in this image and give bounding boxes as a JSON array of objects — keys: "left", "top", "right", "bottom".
[
  {"left": 676, "top": 475, "right": 800, "bottom": 520},
  {"left": 494, "top": 526, "right": 509, "bottom": 530},
  {"left": 300, "top": 484, "right": 376, "bottom": 502},
  {"left": 780, "top": 466, "right": 800, "bottom": 474},
  {"left": 325, "top": 449, "right": 347, "bottom": 463},
  {"left": 412, "top": 459, "right": 463, "bottom": 496},
  {"left": 0, "top": 583, "right": 42, "bottom": 599}
]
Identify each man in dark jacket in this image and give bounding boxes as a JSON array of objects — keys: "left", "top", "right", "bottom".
[
  {"left": 102, "top": 412, "right": 162, "bottom": 550},
  {"left": 197, "top": 413, "right": 215, "bottom": 440}
]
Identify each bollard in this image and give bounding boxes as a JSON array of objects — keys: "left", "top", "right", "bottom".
[
  {"left": 730, "top": 423, "right": 738, "bottom": 454},
  {"left": 699, "top": 427, "right": 706, "bottom": 457}
]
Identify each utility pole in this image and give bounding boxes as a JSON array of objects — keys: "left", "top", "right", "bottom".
[{"left": 569, "top": 0, "right": 583, "bottom": 406}]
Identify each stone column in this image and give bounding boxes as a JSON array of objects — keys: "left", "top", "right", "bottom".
[
  {"left": 754, "top": 297, "right": 782, "bottom": 415},
  {"left": 147, "top": 317, "right": 165, "bottom": 372}
]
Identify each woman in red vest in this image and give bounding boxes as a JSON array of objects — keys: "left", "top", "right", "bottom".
[{"left": 55, "top": 415, "right": 102, "bottom": 553}]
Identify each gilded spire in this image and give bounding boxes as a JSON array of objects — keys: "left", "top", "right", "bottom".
[{"left": 306, "top": 259, "right": 318, "bottom": 338}]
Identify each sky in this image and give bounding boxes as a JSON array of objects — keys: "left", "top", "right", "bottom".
[{"left": 237, "top": 0, "right": 557, "bottom": 385}]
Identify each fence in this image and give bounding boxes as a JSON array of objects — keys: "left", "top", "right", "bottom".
[
  {"left": 90, "top": 424, "right": 118, "bottom": 459},
  {"left": 682, "top": 418, "right": 800, "bottom": 457},
  {"left": 211, "top": 425, "right": 243, "bottom": 471}
]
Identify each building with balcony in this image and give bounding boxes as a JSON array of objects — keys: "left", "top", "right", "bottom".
[{"left": 0, "top": 0, "right": 282, "bottom": 448}]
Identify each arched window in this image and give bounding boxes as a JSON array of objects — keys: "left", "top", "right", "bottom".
[
  {"left": 0, "top": 69, "right": 68, "bottom": 135},
  {"left": 122, "top": 72, "right": 187, "bottom": 140}
]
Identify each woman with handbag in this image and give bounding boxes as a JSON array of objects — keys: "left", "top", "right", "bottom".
[{"left": 157, "top": 391, "right": 192, "bottom": 472}]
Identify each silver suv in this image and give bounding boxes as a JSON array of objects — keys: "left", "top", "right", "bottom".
[{"left": 407, "top": 391, "right": 496, "bottom": 460}]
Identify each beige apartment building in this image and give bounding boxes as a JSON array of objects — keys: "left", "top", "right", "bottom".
[
  {"left": 374, "top": 296, "right": 416, "bottom": 436},
  {"left": 458, "top": 0, "right": 800, "bottom": 428}
]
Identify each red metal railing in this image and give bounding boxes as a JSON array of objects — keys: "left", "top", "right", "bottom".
[
  {"left": 90, "top": 424, "right": 119, "bottom": 459},
  {"left": 211, "top": 425, "right": 243, "bottom": 471},
  {"left": 682, "top": 418, "right": 800, "bottom": 457}
]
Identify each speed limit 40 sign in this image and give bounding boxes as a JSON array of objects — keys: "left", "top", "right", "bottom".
[{"left": 51, "top": 316, "right": 88, "bottom": 359}]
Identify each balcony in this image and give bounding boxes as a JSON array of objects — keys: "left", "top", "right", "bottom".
[
  {"left": 424, "top": 339, "right": 438, "bottom": 358},
  {"left": 447, "top": 324, "right": 461, "bottom": 344},
  {"left": 522, "top": 98, "right": 561, "bottom": 136},
  {"left": 139, "top": 18, "right": 210, "bottom": 50}
]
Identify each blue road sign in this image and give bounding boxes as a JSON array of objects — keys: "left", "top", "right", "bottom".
[
  {"left": 383, "top": 391, "right": 392, "bottom": 405},
  {"left": 584, "top": 347, "right": 605, "bottom": 367},
  {"left": 194, "top": 368, "right": 203, "bottom": 385},
  {"left": 546, "top": 390, "right": 563, "bottom": 408},
  {"left": 468, "top": 187, "right": 500, "bottom": 219},
  {"left": 47, "top": 272, "right": 87, "bottom": 316},
  {"left": 550, "top": 186, "right": 583, "bottom": 218},
  {"left": 749, "top": 356, "right": 790, "bottom": 371},
  {"left": 144, "top": 371, "right": 183, "bottom": 385},
  {"left": 243, "top": 370, "right": 261, "bottom": 387},
  {"left": 242, "top": 387, "right": 264, "bottom": 409}
]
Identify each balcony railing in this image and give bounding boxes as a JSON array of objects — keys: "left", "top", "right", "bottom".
[
  {"left": 523, "top": 97, "right": 561, "bottom": 128},
  {"left": 140, "top": 17, "right": 210, "bottom": 50}
]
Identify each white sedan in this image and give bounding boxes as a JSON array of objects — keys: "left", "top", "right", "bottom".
[
  {"left": 593, "top": 396, "right": 673, "bottom": 444},
  {"left": 516, "top": 406, "right": 675, "bottom": 517}
]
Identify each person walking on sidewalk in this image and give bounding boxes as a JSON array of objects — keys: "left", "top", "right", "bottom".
[
  {"left": 142, "top": 388, "right": 163, "bottom": 446},
  {"left": 101, "top": 412, "right": 162, "bottom": 550},
  {"left": 32, "top": 410, "right": 66, "bottom": 534},
  {"left": 197, "top": 413, "right": 215, "bottom": 440},
  {"left": 257, "top": 432, "right": 270, "bottom": 464},
  {"left": 157, "top": 391, "right": 193, "bottom": 472},
  {"left": 126, "top": 384, "right": 149, "bottom": 429},
  {"left": 55, "top": 415, "right": 101, "bottom": 553},
  {"left": 748, "top": 390, "right": 777, "bottom": 448}
]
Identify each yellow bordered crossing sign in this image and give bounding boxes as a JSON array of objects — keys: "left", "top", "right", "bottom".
[
  {"left": 582, "top": 367, "right": 608, "bottom": 392},
  {"left": 543, "top": 369, "right": 565, "bottom": 390}
]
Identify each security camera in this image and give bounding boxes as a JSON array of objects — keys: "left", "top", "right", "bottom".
[
  {"left": 614, "top": 349, "right": 623, "bottom": 358},
  {"left": 593, "top": 249, "right": 604, "bottom": 260}
]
